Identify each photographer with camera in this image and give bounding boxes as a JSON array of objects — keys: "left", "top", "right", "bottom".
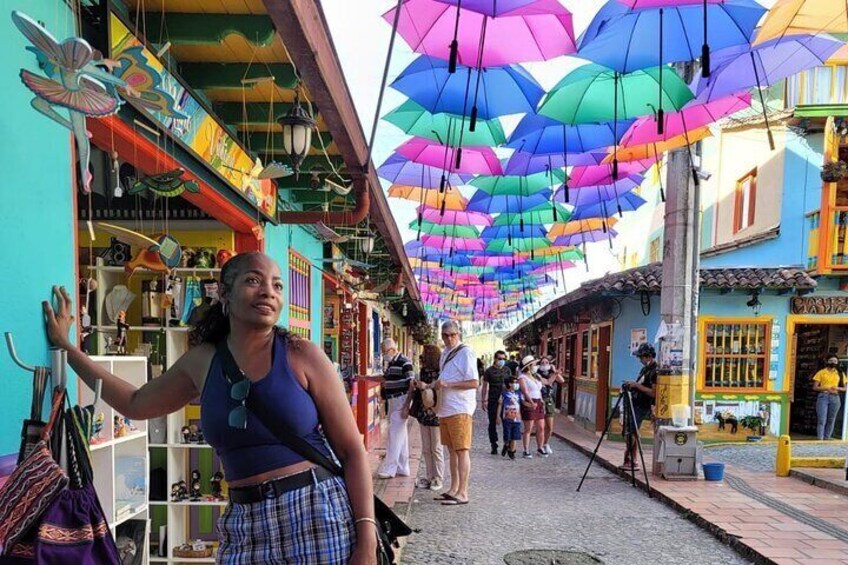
[{"left": 620, "top": 343, "right": 658, "bottom": 472}]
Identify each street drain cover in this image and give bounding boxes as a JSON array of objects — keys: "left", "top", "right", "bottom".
[{"left": 503, "top": 550, "right": 604, "bottom": 565}]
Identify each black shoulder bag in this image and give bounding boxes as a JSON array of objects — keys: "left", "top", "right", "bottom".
[{"left": 215, "top": 339, "right": 413, "bottom": 565}]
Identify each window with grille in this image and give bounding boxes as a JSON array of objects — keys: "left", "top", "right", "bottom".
[
  {"left": 289, "top": 251, "right": 311, "bottom": 339},
  {"left": 702, "top": 320, "right": 770, "bottom": 390},
  {"left": 734, "top": 169, "right": 757, "bottom": 233}
]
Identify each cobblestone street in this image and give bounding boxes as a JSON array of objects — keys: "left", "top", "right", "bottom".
[
  {"left": 707, "top": 442, "right": 848, "bottom": 473},
  {"left": 401, "top": 414, "right": 751, "bottom": 565}
]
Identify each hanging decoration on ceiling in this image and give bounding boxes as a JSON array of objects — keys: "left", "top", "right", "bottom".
[
  {"left": 128, "top": 168, "right": 200, "bottom": 198},
  {"left": 112, "top": 45, "right": 187, "bottom": 119},
  {"left": 11, "top": 11, "right": 126, "bottom": 194}
]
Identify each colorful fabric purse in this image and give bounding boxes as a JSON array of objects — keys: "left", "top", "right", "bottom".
[{"left": 0, "top": 389, "right": 68, "bottom": 556}]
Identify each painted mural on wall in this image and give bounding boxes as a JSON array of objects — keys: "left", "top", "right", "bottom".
[{"left": 109, "top": 14, "right": 278, "bottom": 218}]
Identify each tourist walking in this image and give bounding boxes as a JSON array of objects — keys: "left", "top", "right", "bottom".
[
  {"left": 518, "top": 355, "right": 547, "bottom": 458},
  {"left": 813, "top": 355, "right": 845, "bottom": 440},
  {"left": 481, "top": 350, "right": 512, "bottom": 454},
  {"left": 43, "top": 253, "right": 377, "bottom": 564},
  {"left": 497, "top": 375, "right": 523, "bottom": 460},
  {"left": 407, "top": 344, "right": 444, "bottom": 490},
  {"left": 426, "top": 321, "right": 478, "bottom": 506},
  {"left": 537, "top": 356, "right": 564, "bottom": 455},
  {"left": 377, "top": 338, "right": 414, "bottom": 478}
]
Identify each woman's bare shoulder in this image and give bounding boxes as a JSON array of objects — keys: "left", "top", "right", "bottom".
[{"left": 173, "top": 342, "right": 217, "bottom": 390}]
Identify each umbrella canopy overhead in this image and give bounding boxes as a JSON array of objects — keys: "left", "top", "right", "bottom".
[
  {"left": 503, "top": 149, "right": 608, "bottom": 176},
  {"left": 388, "top": 185, "right": 468, "bottom": 210},
  {"left": 422, "top": 234, "right": 487, "bottom": 251},
  {"left": 577, "top": 0, "right": 765, "bottom": 73},
  {"left": 568, "top": 160, "right": 654, "bottom": 187},
  {"left": 554, "top": 177, "right": 642, "bottom": 206},
  {"left": 378, "top": 153, "right": 472, "bottom": 187},
  {"left": 391, "top": 56, "right": 544, "bottom": 120},
  {"left": 610, "top": 126, "right": 711, "bottom": 162},
  {"left": 411, "top": 219, "right": 481, "bottom": 238},
  {"left": 385, "top": 0, "right": 577, "bottom": 67},
  {"left": 481, "top": 224, "right": 549, "bottom": 241},
  {"left": 492, "top": 202, "right": 572, "bottom": 225},
  {"left": 755, "top": 0, "right": 848, "bottom": 45},
  {"left": 548, "top": 218, "right": 619, "bottom": 238},
  {"left": 383, "top": 100, "right": 506, "bottom": 146},
  {"left": 397, "top": 137, "right": 504, "bottom": 175},
  {"left": 506, "top": 113, "right": 631, "bottom": 154},
  {"left": 431, "top": 0, "right": 540, "bottom": 17},
  {"left": 571, "top": 191, "right": 647, "bottom": 219},
  {"left": 552, "top": 228, "right": 618, "bottom": 247},
  {"left": 418, "top": 206, "right": 494, "bottom": 226},
  {"left": 538, "top": 64, "right": 695, "bottom": 125},
  {"left": 466, "top": 189, "right": 553, "bottom": 213},
  {"left": 470, "top": 170, "right": 564, "bottom": 196}
]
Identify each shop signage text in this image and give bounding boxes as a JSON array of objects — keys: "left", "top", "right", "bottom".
[{"left": 791, "top": 296, "right": 848, "bottom": 315}]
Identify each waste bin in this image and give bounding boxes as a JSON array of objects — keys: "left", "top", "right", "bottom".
[{"left": 656, "top": 425, "right": 699, "bottom": 480}]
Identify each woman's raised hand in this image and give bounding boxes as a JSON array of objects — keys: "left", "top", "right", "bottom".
[{"left": 42, "top": 285, "right": 74, "bottom": 349}]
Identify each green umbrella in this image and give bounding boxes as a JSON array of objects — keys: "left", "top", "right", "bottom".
[
  {"left": 527, "top": 248, "right": 585, "bottom": 263},
  {"left": 538, "top": 64, "right": 694, "bottom": 125},
  {"left": 470, "top": 170, "right": 565, "bottom": 195},
  {"left": 485, "top": 237, "right": 551, "bottom": 254},
  {"left": 493, "top": 202, "right": 572, "bottom": 226},
  {"left": 384, "top": 100, "right": 506, "bottom": 147},
  {"left": 408, "top": 219, "right": 480, "bottom": 239}
]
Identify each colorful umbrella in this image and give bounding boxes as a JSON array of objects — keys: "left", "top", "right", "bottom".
[
  {"left": 421, "top": 234, "right": 487, "bottom": 251},
  {"left": 619, "top": 93, "right": 750, "bottom": 147},
  {"left": 571, "top": 191, "right": 647, "bottom": 219},
  {"left": 469, "top": 170, "right": 563, "bottom": 196},
  {"left": 554, "top": 178, "right": 642, "bottom": 206},
  {"left": 471, "top": 255, "right": 529, "bottom": 267},
  {"left": 388, "top": 185, "right": 468, "bottom": 210},
  {"left": 538, "top": 64, "right": 694, "bottom": 125},
  {"left": 378, "top": 153, "right": 472, "bottom": 188},
  {"left": 383, "top": 100, "right": 506, "bottom": 146},
  {"left": 552, "top": 229, "right": 618, "bottom": 247},
  {"left": 404, "top": 241, "right": 442, "bottom": 257},
  {"left": 482, "top": 224, "right": 549, "bottom": 241},
  {"left": 411, "top": 220, "right": 481, "bottom": 238},
  {"left": 568, "top": 161, "right": 654, "bottom": 187},
  {"left": 617, "top": 0, "right": 725, "bottom": 7},
  {"left": 754, "top": 0, "right": 848, "bottom": 45},
  {"left": 506, "top": 113, "right": 631, "bottom": 154},
  {"left": 485, "top": 237, "right": 552, "bottom": 254},
  {"left": 397, "top": 137, "right": 503, "bottom": 175},
  {"left": 503, "top": 149, "right": 608, "bottom": 176},
  {"left": 391, "top": 56, "right": 544, "bottom": 120},
  {"left": 431, "top": 0, "right": 539, "bottom": 17},
  {"left": 492, "top": 203, "right": 572, "bottom": 226},
  {"left": 610, "top": 126, "right": 711, "bottom": 162},
  {"left": 418, "top": 206, "right": 493, "bottom": 226},
  {"left": 385, "top": 0, "right": 576, "bottom": 68},
  {"left": 548, "top": 218, "right": 619, "bottom": 238},
  {"left": 466, "top": 190, "right": 552, "bottom": 214}
]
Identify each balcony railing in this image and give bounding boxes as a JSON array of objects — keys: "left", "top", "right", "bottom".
[{"left": 785, "top": 65, "right": 848, "bottom": 109}]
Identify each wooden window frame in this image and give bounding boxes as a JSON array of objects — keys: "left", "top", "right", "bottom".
[
  {"left": 289, "top": 250, "right": 312, "bottom": 339},
  {"left": 699, "top": 316, "right": 772, "bottom": 393},
  {"left": 734, "top": 168, "right": 757, "bottom": 234}
]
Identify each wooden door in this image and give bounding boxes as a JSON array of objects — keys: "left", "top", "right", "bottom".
[{"left": 596, "top": 325, "right": 612, "bottom": 430}]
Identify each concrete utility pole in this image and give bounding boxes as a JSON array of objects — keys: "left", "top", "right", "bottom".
[{"left": 656, "top": 144, "right": 701, "bottom": 473}]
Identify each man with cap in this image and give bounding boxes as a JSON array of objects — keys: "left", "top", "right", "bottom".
[{"left": 621, "top": 343, "right": 657, "bottom": 471}]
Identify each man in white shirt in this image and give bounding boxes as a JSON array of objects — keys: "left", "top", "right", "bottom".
[{"left": 427, "top": 320, "right": 478, "bottom": 505}]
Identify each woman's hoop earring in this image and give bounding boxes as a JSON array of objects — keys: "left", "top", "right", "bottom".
[{"left": 222, "top": 302, "right": 229, "bottom": 317}]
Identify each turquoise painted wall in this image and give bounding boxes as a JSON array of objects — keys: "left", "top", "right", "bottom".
[
  {"left": 0, "top": 3, "right": 78, "bottom": 456},
  {"left": 265, "top": 224, "right": 324, "bottom": 342},
  {"left": 610, "top": 295, "right": 661, "bottom": 388}
]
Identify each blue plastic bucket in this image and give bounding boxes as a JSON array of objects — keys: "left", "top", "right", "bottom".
[{"left": 702, "top": 462, "right": 725, "bottom": 481}]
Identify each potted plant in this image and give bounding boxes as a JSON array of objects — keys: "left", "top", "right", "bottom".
[{"left": 821, "top": 160, "right": 848, "bottom": 182}]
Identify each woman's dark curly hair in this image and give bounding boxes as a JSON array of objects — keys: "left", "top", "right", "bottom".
[
  {"left": 189, "top": 252, "right": 291, "bottom": 346},
  {"left": 421, "top": 344, "right": 442, "bottom": 372}
]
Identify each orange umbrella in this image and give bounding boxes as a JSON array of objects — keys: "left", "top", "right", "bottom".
[
  {"left": 755, "top": 0, "right": 848, "bottom": 45},
  {"left": 547, "top": 218, "right": 619, "bottom": 239},
  {"left": 387, "top": 185, "right": 467, "bottom": 210},
  {"left": 603, "top": 127, "right": 711, "bottom": 163}
]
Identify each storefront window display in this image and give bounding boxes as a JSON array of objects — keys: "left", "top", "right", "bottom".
[{"left": 702, "top": 319, "right": 771, "bottom": 391}]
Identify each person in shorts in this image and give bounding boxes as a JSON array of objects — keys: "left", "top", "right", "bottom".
[
  {"left": 498, "top": 375, "right": 523, "bottom": 460},
  {"left": 537, "top": 356, "right": 564, "bottom": 455},
  {"left": 517, "top": 355, "right": 547, "bottom": 458},
  {"left": 621, "top": 343, "right": 657, "bottom": 471}
]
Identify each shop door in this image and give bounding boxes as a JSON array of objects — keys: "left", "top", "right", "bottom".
[
  {"left": 790, "top": 323, "right": 848, "bottom": 439},
  {"left": 596, "top": 325, "right": 612, "bottom": 430},
  {"left": 565, "top": 334, "right": 577, "bottom": 416}
]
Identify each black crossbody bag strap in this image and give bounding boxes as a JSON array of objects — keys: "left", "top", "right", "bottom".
[{"left": 441, "top": 344, "right": 466, "bottom": 369}]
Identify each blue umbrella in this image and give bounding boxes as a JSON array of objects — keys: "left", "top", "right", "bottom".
[
  {"left": 504, "top": 149, "right": 607, "bottom": 176},
  {"left": 377, "top": 153, "right": 472, "bottom": 188},
  {"left": 505, "top": 113, "right": 632, "bottom": 154},
  {"left": 571, "top": 191, "right": 647, "bottom": 220},
  {"left": 466, "top": 189, "right": 552, "bottom": 214},
  {"left": 554, "top": 176, "right": 642, "bottom": 206},
  {"left": 481, "top": 224, "right": 549, "bottom": 241},
  {"left": 578, "top": 0, "right": 765, "bottom": 74},
  {"left": 391, "top": 55, "right": 544, "bottom": 120}
]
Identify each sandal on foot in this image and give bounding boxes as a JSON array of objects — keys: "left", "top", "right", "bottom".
[
  {"left": 433, "top": 493, "right": 456, "bottom": 501},
  {"left": 441, "top": 498, "right": 469, "bottom": 506}
]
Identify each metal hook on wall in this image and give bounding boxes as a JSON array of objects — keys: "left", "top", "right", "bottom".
[{"left": 5, "top": 332, "right": 67, "bottom": 390}]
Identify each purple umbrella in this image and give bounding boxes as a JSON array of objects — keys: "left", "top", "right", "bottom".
[
  {"left": 422, "top": 234, "right": 487, "bottom": 251},
  {"left": 397, "top": 137, "right": 503, "bottom": 175},
  {"left": 431, "top": 0, "right": 539, "bottom": 17},
  {"left": 554, "top": 178, "right": 642, "bottom": 207},
  {"left": 504, "top": 150, "right": 607, "bottom": 176},
  {"left": 506, "top": 113, "right": 632, "bottom": 154},
  {"left": 378, "top": 153, "right": 472, "bottom": 188},
  {"left": 552, "top": 229, "right": 618, "bottom": 247},
  {"left": 569, "top": 160, "right": 655, "bottom": 187},
  {"left": 693, "top": 34, "right": 843, "bottom": 149},
  {"left": 571, "top": 191, "right": 647, "bottom": 220}
]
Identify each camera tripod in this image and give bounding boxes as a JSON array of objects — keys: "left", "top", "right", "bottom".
[{"left": 576, "top": 388, "right": 651, "bottom": 497}]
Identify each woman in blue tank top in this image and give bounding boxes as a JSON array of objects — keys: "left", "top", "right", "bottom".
[{"left": 43, "top": 253, "right": 378, "bottom": 564}]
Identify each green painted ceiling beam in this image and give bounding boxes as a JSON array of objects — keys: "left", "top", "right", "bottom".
[
  {"left": 245, "top": 131, "right": 333, "bottom": 153},
  {"left": 178, "top": 63, "right": 297, "bottom": 90},
  {"left": 144, "top": 13, "right": 276, "bottom": 46},
  {"left": 794, "top": 104, "right": 848, "bottom": 118}
]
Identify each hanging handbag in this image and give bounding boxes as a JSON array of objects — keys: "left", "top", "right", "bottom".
[
  {"left": 216, "top": 339, "right": 413, "bottom": 565},
  {"left": 3, "top": 402, "right": 121, "bottom": 564},
  {"left": 0, "top": 388, "right": 69, "bottom": 556}
]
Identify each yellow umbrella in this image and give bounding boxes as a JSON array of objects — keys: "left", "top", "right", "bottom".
[
  {"left": 387, "top": 185, "right": 467, "bottom": 210},
  {"left": 517, "top": 245, "right": 580, "bottom": 259},
  {"left": 604, "top": 127, "right": 711, "bottom": 163},
  {"left": 755, "top": 0, "right": 848, "bottom": 45},
  {"left": 547, "top": 218, "right": 619, "bottom": 239}
]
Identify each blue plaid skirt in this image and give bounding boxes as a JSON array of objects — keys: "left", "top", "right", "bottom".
[{"left": 217, "top": 475, "right": 355, "bottom": 564}]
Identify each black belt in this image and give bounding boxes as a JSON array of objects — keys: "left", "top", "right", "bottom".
[{"left": 229, "top": 467, "right": 335, "bottom": 503}]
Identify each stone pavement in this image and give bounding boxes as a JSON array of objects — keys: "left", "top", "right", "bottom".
[
  {"left": 707, "top": 443, "right": 847, "bottom": 474},
  {"left": 554, "top": 414, "right": 848, "bottom": 564},
  {"left": 398, "top": 412, "right": 749, "bottom": 565}
]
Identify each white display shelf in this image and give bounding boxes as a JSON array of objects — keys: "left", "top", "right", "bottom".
[
  {"left": 111, "top": 503, "right": 149, "bottom": 530},
  {"left": 150, "top": 558, "right": 216, "bottom": 564},
  {"left": 149, "top": 443, "right": 213, "bottom": 449},
  {"left": 90, "top": 430, "right": 147, "bottom": 451},
  {"left": 86, "top": 265, "right": 221, "bottom": 275},
  {"left": 95, "top": 325, "right": 192, "bottom": 333},
  {"left": 150, "top": 500, "right": 228, "bottom": 507}
]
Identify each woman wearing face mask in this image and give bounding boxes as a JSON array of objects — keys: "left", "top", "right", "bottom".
[
  {"left": 812, "top": 355, "right": 846, "bottom": 440},
  {"left": 517, "top": 355, "right": 547, "bottom": 458},
  {"left": 536, "top": 356, "right": 565, "bottom": 455}
]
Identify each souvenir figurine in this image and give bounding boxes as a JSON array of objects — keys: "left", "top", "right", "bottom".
[
  {"left": 180, "top": 248, "right": 196, "bottom": 268},
  {"left": 190, "top": 470, "right": 202, "bottom": 501},
  {"left": 115, "top": 310, "right": 129, "bottom": 355},
  {"left": 177, "top": 480, "right": 188, "bottom": 501},
  {"left": 181, "top": 426, "right": 191, "bottom": 444},
  {"left": 189, "top": 424, "right": 200, "bottom": 443},
  {"left": 216, "top": 249, "right": 234, "bottom": 268},
  {"left": 209, "top": 471, "right": 224, "bottom": 500},
  {"left": 91, "top": 412, "right": 105, "bottom": 442},
  {"left": 124, "top": 416, "right": 138, "bottom": 432},
  {"left": 79, "top": 305, "right": 93, "bottom": 354},
  {"left": 170, "top": 482, "right": 182, "bottom": 502},
  {"left": 114, "top": 414, "right": 127, "bottom": 438},
  {"left": 192, "top": 249, "right": 215, "bottom": 269}
]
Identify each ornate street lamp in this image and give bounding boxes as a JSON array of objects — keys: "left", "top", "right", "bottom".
[{"left": 277, "top": 90, "right": 316, "bottom": 178}]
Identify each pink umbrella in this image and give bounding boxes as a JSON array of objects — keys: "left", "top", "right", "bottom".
[
  {"left": 385, "top": 0, "right": 576, "bottom": 68},
  {"left": 619, "top": 93, "right": 751, "bottom": 147},
  {"left": 419, "top": 205, "right": 493, "bottom": 226},
  {"left": 421, "top": 234, "right": 487, "bottom": 251},
  {"left": 397, "top": 137, "right": 503, "bottom": 175},
  {"left": 569, "top": 159, "right": 656, "bottom": 187},
  {"left": 471, "top": 255, "right": 528, "bottom": 267}
]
